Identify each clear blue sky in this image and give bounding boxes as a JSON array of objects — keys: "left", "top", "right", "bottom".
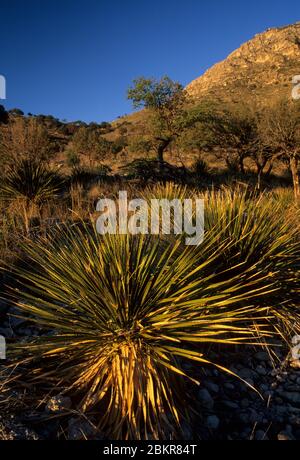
[{"left": 1, "top": 0, "right": 299, "bottom": 123}]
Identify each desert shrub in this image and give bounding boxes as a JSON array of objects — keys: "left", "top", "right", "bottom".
[
  {"left": 120, "top": 158, "right": 161, "bottom": 181},
  {"left": 225, "top": 157, "right": 240, "bottom": 174},
  {"left": 0, "top": 159, "right": 63, "bottom": 203},
  {"left": 6, "top": 224, "right": 275, "bottom": 439},
  {"left": 121, "top": 159, "right": 187, "bottom": 183},
  {"left": 0, "top": 117, "right": 57, "bottom": 165},
  {"left": 112, "top": 136, "right": 127, "bottom": 154},
  {"left": 141, "top": 185, "right": 299, "bottom": 336},
  {"left": 95, "top": 164, "right": 112, "bottom": 177},
  {"left": 202, "top": 188, "right": 299, "bottom": 267},
  {"left": 66, "top": 149, "right": 80, "bottom": 168},
  {"left": 0, "top": 159, "right": 63, "bottom": 232},
  {"left": 0, "top": 104, "right": 8, "bottom": 124},
  {"left": 192, "top": 158, "right": 210, "bottom": 178},
  {"left": 68, "top": 166, "right": 95, "bottom": 187},
  {"left": 201, "top": 188, "right": 300, "bottom": 334},
  {"left": 68, "top": 165, "right": 111, "bottom": 188}
]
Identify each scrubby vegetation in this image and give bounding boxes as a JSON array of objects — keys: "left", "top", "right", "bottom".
[{"left": 0, "top": 75, "right": 299, "bottom": 440}]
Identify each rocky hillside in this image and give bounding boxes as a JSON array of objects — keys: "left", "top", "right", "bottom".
[{"left": 186, "top": 22, "right": 300, "bottom": 106}]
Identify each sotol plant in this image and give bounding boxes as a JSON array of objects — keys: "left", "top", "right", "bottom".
[
  {"left": 7, "top": 223, "right": 275, "bottom": 439},
  {"left": 0, "top": 158, "right": 63, "bottom": 232},
  {"left": 202, "top": 188, "right": 300, "bottom": 335},
  {"left": 141, "top": 183, "right": 300, "bottom": 336}
]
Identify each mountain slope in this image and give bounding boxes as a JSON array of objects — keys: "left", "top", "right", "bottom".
[{"left": 186, "top": 23, "right": 300, "bottom": 105}]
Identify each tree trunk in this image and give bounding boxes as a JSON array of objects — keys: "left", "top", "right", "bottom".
[
  {"left": 225, "top": 155, "right": 238, "bottom": 173},
  {"left": 256, "top": 166, "right": 263, "bottom": 192},
  {"left": 255, "top": 159, "right": 268, "bottom": 192},
  {"left": 225, "top": 157, "right": 231, "bottom": 170},
  {"left": 156, "top": 139, "right": 170, "bottom": 169},
  {"left": 265, "top": 162, "right": 273, "bottom": 178},
  {"left": 239, "top": 156, "right": 246, "bottom": 175},
  {"left": 290, "top": 156, "right": 300, "bottom": 199}
]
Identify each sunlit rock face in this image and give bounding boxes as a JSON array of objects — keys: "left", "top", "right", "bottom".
[{"left": 186, "top": 23, "right": 300, "bottom": 106}]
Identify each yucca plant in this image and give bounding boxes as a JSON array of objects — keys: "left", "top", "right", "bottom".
[
  {"left": 6, "top": 223, "right": 276, "bottom": 440},
  {"left": 141, "top": 182, "right": 193, "bottom": 202},
  {"left": 141, "top": 185, "right": 299, "bottom": 336},
  {"left": 0, "top": 158, "right": 63, "bottom": 233},
  {"left": 192, "top": 158, "right": 210, "bottom": 179},
  {"left": 269, "top": 188, "right": 300, "bottom": 231},
  {"left": 201, "top": 188, "right": 300, "bottom": 334},
  {"left": 140, "top": 182, "right": 199, "bottom": 247}
]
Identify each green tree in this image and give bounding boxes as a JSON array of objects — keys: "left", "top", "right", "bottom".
[
  {"left": 175, "top": 101, "right": 218, "bottom": 157},
  {"left": 0, "top": 104, "right": 8, "bottom": 124},
  {"left": 127, "top": 76, "right": 188, "bottom": 166},
  {"left": 208, "top": 104, "right": 259, "bottom": 175},
  {"left": 8, "top": 108, "right": 24, "bottom": 117}
]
